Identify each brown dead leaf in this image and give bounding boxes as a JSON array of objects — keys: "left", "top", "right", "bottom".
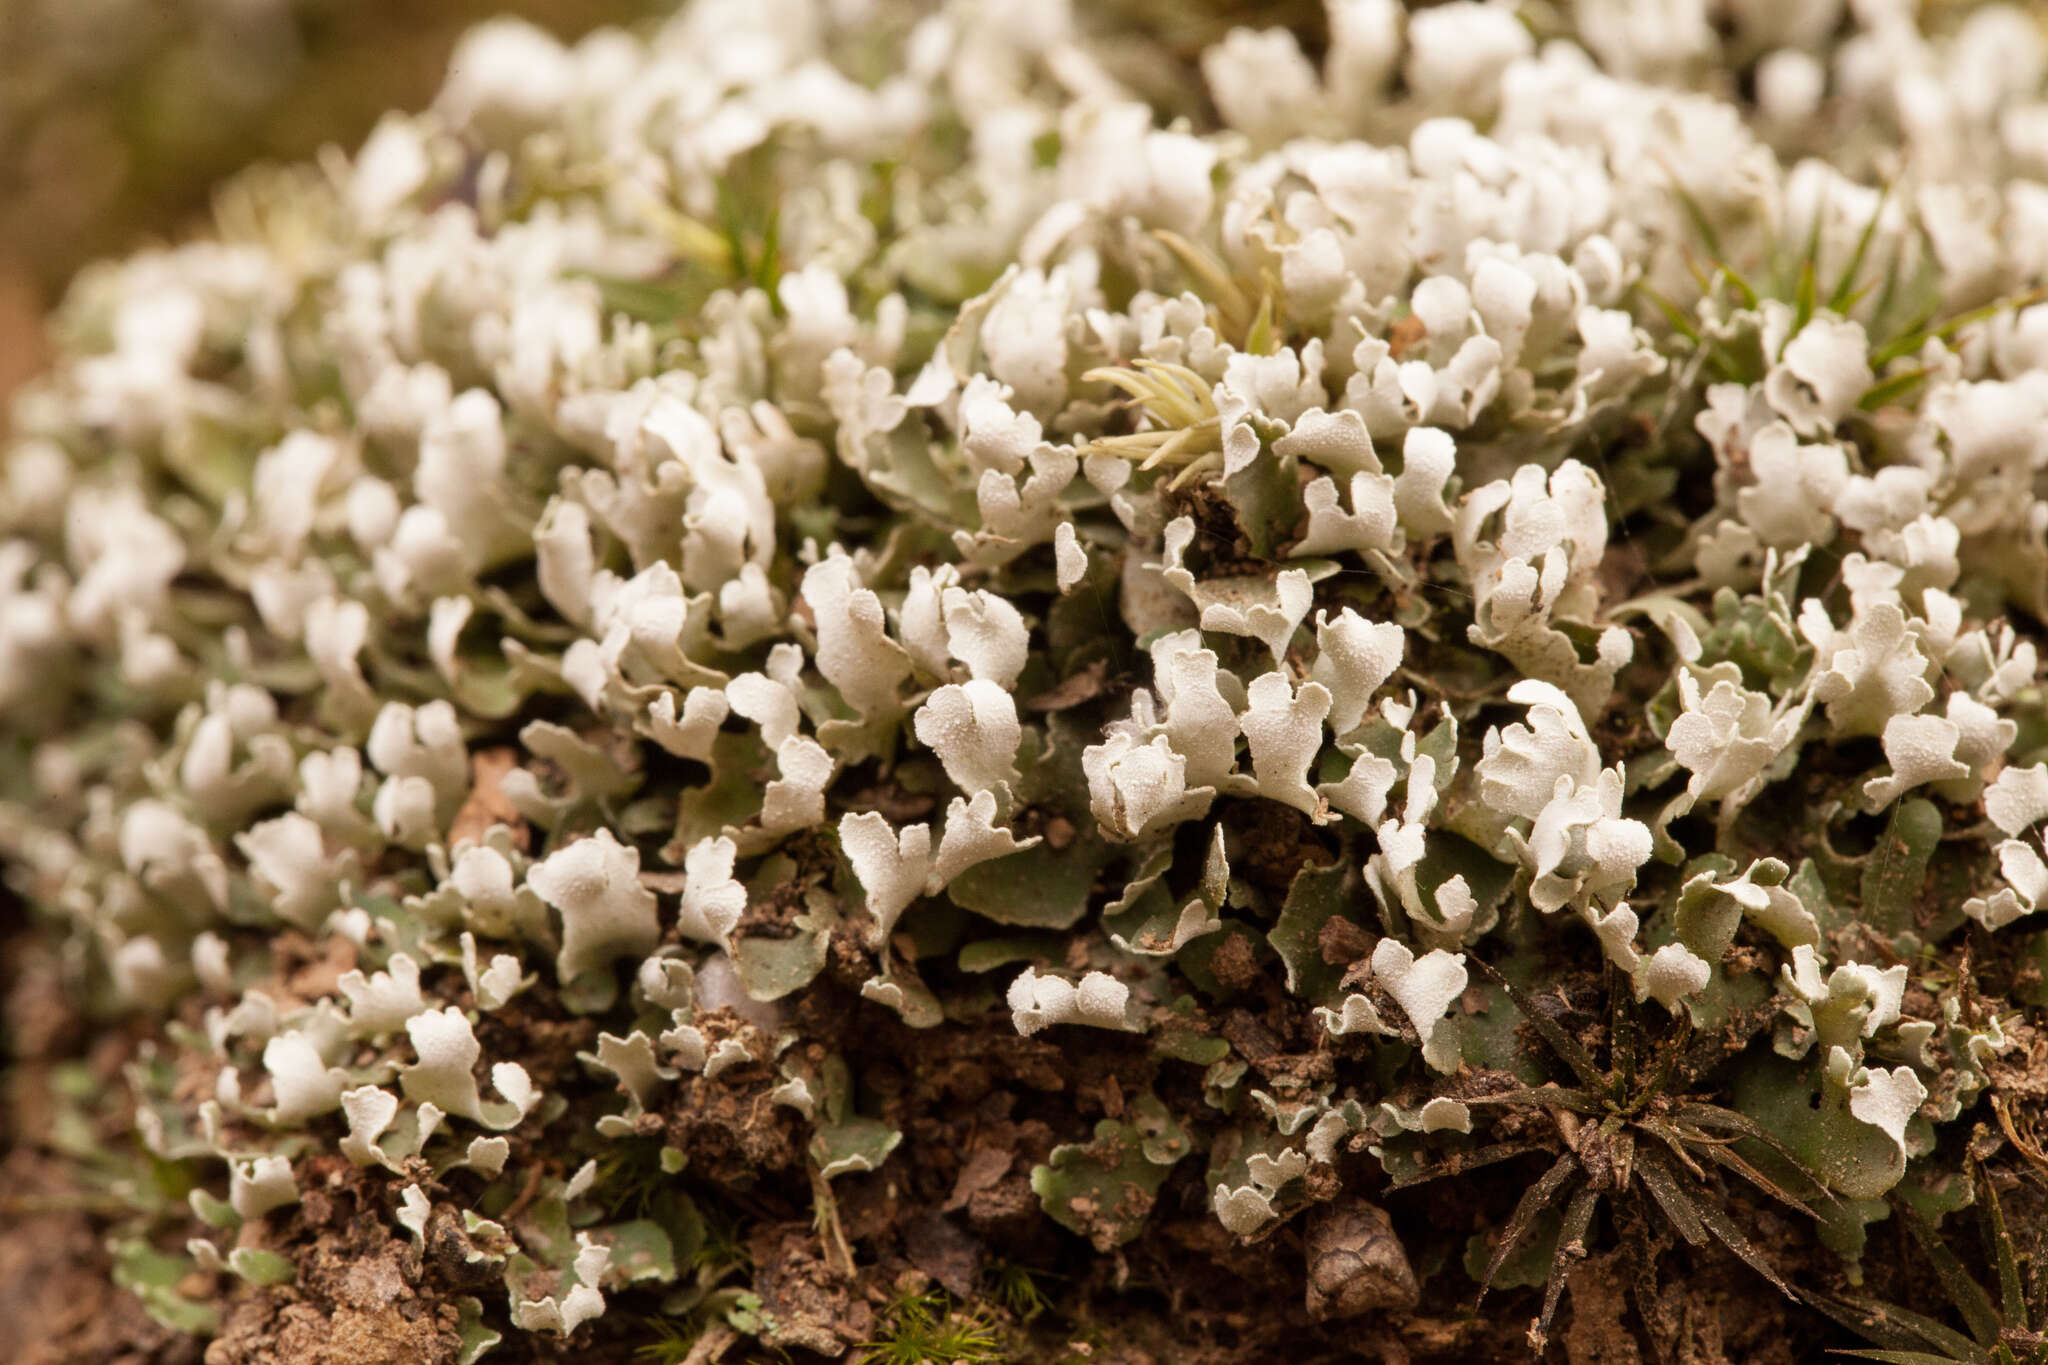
[
  {"left": 1317, "top": 915, "right": 1372, "bottom": 967},
  {"left": 903, "top": 1212, "right": 983, "bottom": 1299},
  {"left": 1386, "top": 312, "right": 1428, "bottom": 360},
  {"left": 277, "top": 932, "right": 358, "bottom": 1008},
  {"left": 843, "top": 783, "right": 937, "bottom": 822},
  {"left": 447, "top": 747, "right": 528, "bottom": 851},
  {"left": 1026, "top": 659, "right": 1109, "bottom": 712},
  {"left": 942, "top": 1144, "right": 1015, "bottom": 1213}
]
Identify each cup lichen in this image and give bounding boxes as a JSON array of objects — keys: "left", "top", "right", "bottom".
[{"left": 9, "top": 0, "right": 2048, "bottom": 1360}]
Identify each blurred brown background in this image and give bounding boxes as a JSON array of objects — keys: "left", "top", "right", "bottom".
[
  {"left": 0, "top": 0, "right": 1342, "bottom": 415},
  {"left": 0, "top": 0, "right": 658, "bottom": 411}
]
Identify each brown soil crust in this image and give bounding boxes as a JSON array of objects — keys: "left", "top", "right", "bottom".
[{"left": 1, "top": 851, "right": 2029, "bottom": 1365}]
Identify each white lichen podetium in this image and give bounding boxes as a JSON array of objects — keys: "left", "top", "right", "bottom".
[
  {"left": 5, "top": 0, "right": 2048, "bottom": 1345},
  {"left": 1007, "top": 967, "right": 1137, "bottom": 1037}
]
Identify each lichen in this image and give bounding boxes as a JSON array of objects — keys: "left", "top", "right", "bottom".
[{"left": 9, "top": 0, "right": 2048, "bottom": 1358}]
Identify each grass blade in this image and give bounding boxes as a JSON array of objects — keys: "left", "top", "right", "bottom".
[
  {"left": 1634, "top": 1150, "right": 1708, "bottom": 1246},
  {"left": 1868, "top": 225, "right": 1923, "bottom": 343},
  {"left": 1615, "top": 1198, "right": 1668, "bottom": 1338},
  {"left": 1477, "top": 1151, "right": 1580, "bottom": 1300},
  {"left": 1792, "top": 258, "right": 1819, "bottom": 336},
  {"left": 1667, "top": 1003, "right": 1775, "bottom": 1094},
  {"left": 1660, "top": 165, "right": 1724, "bottom": 262},
  {"left": 1636, "top": 1000, "right": 1694, "bottom": 1101},
  {"left": 1859, "top": 367, "right": 1933, "bottom": 412},
  {"left": 1243, "top": 289, "right": 1276, "bottom": 355},
  {"left": 1469, "top": 957, "right": 1604, "bottom": 1089},
  {"left": 1788, "top": 185, "right": 1826, "bottom": 323},
  {"left": 1670, "top": 1101, "right": 1832, "bottom": 1203},
  {"left": 1829, "top": 182, "right": 1892, "bottom": 313},
  {"left": 1152, "top": 229, "right": 1253, "bottom": 334},
  {"left": 1636, "top": 282, "right": 1703, "bottom": 345},
  {"left": 1463, "top": 1086, "right": 1603, "bottom": 1115},
  {"left": 1386, "top": 1140, "right": 1548, "bottom": 1190},
  {"left": 1609, "top": 962, "right": 1641, "bottom": 1095},
  {"left": 1692, "top": 1140, "right": 1818, "bottom": 1220},
  {"left": 1805, "top": 1288, "right": 1994, "bottom": 1363},
  {"left": 1979, "top": 1166, "right": 2028, "bottom": 1333},
  {"left": 1534, "top": 1185, "right": 1603, "bottom": 1351},
  {"left": 1897, "top": 1200, "right": 2002, "bottom": 1348},
  {"left": 1866, "top": 284, "right": 2048, "bottom": 371},
  {"left": 1927, "top": 286, "right": 2048, "bottom": 346},
  {"left": 1691, "top": 1184, "right": 1796, "bottom": 1299},
  {"left": 754, "top": 202, "right": 783, "bottom": 297},
  {"left": 1718, "top": 262, "right": 1761, "bottom": 311}
]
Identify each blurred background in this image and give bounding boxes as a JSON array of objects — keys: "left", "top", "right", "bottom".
[
  {"left": 0, "top": 0, "right": 1337, "bottom": 416},
  {"left": 0, "top": 0, "right": 659, "bottom": 409}
]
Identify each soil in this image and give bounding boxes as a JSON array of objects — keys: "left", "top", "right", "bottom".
[
  {"left": 0, "top": 1149, "right": 203, "bottom": 1365},
  {"left": 10, "top": 766, "right": 2047, "bottom": 1365}
]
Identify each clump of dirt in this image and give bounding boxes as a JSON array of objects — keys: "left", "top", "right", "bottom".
[
  {"left": 472, "top": 996, "right": 598, "bottom": 1092},
  {"left": 206, "top": 1282, "right": 461, "bottom": 1365},
  {"left": 206, "top": 1159, "right": 468, "bottom": 1365},
  {"left": 1214, "top": 799, "right": 1336, "bottom": 896},
  {"left": 747, "top": 1225, "right": 876, "bottom": 1356},
  {"left": 660, "top": 1027, "right": 806, "bottom": 1187},
  {"left": 1564, "top": 1253, "right": 1640, "bottom": 1365}
]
